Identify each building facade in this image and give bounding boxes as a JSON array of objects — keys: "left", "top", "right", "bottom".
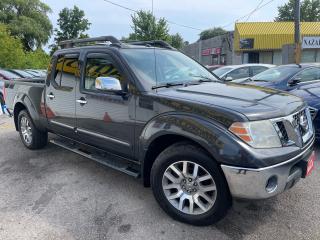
[
  {"left": 182, "top": 32, "right": 238, "bottom": 66},
  {"left": 183, "top": 22, "right": 320, "bottom": 66},
  {"left": 234, "top": 22, "right": 320, "bottom": 65}
]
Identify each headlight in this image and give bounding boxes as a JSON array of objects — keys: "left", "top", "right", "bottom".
[{"left": 229, "top": 120, "right": 281, "bottom": 148}]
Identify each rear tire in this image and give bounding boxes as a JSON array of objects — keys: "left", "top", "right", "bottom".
[
  {"left": 151, "top": 142, "right": 231, "bottom": 226},
  {"left": 18, "top": 110, "right": 48, "bottom": 150}
]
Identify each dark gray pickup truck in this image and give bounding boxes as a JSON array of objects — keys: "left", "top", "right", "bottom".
[{"left": 5, "top": 36, "right": 316, "bottom": 226}]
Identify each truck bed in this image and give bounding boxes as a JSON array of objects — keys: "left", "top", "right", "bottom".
[{"left": 4, "top": 78, "right": 45, "bottom": 110}]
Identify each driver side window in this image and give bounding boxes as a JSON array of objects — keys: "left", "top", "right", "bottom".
[
  {"left": 295, "top": 68, "right": 320, "bottom": 82},
  {"left": 226, "top": 67, "right": 250, "bottom": 80},
  {"left": 84, "top": 54, "right": 126, "bottom": 92}
]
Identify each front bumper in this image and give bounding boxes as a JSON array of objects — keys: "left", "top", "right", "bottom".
[{"left": 221, "top": 137, "right": 315, "bottom": 199}]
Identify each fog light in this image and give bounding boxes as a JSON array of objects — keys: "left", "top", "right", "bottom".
[{"left": 266, "top": 176, "right": 278, "bottom": 193}]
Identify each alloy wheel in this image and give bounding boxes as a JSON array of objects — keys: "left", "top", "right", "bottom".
[
  {"left": 20, "top": 116, "right": 32, "bottom": 145},
  {"left": 162, "top": 161, "right": 217, "bottom": 215}
]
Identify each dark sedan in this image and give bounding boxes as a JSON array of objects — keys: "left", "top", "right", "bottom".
[{"left": 239, "top": 64, "right": 320, "bottom": 138}]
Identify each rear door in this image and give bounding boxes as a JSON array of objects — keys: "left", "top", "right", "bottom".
[
  {"left": 46, "top": 54, "right": 79, "bottom": 138},
  {"left": 75, "top": 51, "right": 135, "bottom": 158}
]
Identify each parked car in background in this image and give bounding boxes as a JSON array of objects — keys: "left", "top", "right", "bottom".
[
  {"left": 212, "top": 64, "right": 275, "bottom": 81},
  {"left": 25, "top": 69, "right": 47, "bottom": 78},
  {"left": 206, "top": 65, "right": 223, "bottom": 71},
  {"left": 8, "top": 69, "right": 36, "bottom": 79},
  {"left": 239, "top": 64, "right": 320, "bottom": 139},
  {"left": 0, "top": 69, "right": 21, "bottom": 104}
]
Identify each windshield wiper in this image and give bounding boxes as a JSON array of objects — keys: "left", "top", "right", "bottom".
[
  {"left": 189, "top": 74, "right": 219, "bottom": 83},
  {"left": 152, "top": 82, "right": 185, "bottom": 90}
]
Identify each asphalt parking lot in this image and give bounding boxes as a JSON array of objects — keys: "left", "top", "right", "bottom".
[{"left": 0, "top": 115, "right": 319, "bottom": 240}]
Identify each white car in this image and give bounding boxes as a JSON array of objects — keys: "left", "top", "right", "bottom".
[{"left": 212, "top": 64, "right": 275, "bottom": 81}]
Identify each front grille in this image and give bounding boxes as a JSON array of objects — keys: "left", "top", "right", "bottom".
[
  {"left": 309, "top": 107, "right": 318, "bottom": 120},
  {"left": 273, "top": 108, "right": 313, "bottom": 147},
  {"left": 292, "top": 109, "right": 309, "bottom": 136},
  {"left": 275, "top": 121, "right": 289, "bottom": 143}
]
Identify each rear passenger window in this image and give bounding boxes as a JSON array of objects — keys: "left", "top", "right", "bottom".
[
  {"left": 53, "top": 55, "right": 79, "bottom": 89},
  {"left": 60, "top": 58, "right": 79, "bottom": 88},
  {"left": 54, "top": 56, "right": 64, "bottom": 85},
  {"left": 252, "top": 66, "right": 268, "bottom": 76},
  {"left": 84, "top": 55, "right": 126, "bottom": 91},
  {"left": 295, "top": 68, "right": 320, "bottom": 82}
]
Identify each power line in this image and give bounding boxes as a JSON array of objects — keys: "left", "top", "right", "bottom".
[
  {"left": 102, "top": 0, "right": 202, "bottom": 31},
  {"left": 221, "top": 0, "right": 276, "bottom": 29},
  {"left": 102, "top": 0, "right": 137, "bottom": 13},
  {"left": 244, "top": 0, "right": 264, "bottom": 22}
]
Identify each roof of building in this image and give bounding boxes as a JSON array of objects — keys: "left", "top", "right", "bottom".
[{"left": 234, "top": 22, "right": 320, "bottom": 51}]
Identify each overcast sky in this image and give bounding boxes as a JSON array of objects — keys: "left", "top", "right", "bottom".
[{"left": 42, "top": 0, "right": 288, "bottom": 48}]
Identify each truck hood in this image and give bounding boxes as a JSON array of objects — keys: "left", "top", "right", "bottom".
[{"left": 157, "top": 82, "right": 305, "bottom": 121}]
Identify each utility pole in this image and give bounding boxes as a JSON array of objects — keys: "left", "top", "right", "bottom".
[{"left": 294, "top": 0, "right": 301, "bottom": 64}]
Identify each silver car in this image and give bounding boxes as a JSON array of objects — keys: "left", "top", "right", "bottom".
[{"left": 212, "top": 64, "right": 275, "bottom": 81}]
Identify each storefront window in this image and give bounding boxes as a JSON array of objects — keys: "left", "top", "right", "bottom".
[{"left": 301, "top": 50, "right": 316, "bottom": 63}]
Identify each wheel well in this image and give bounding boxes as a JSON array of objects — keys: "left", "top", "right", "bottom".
[
  {"left": 142, "top": 134, "right": 211, "bottom": 187},
  {"left": 13, "top": 103, "right": 26, "bottom": 131}
]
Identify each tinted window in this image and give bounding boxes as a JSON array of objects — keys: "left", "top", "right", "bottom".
[
  {"left": 295, "top": 67, "right": 320, "bottom": 82},
  {"left": 226, "top": 67, "right": 250, "bottom": 80},
  {"left": 121, "top": 49, "right": 218, "bottom": 89},
  {"left": 53, "top": 56, "right": 78, "bottom": 89},
  {"left": 212, "top": 67, "right": 233, "bottom": 77},
  {"left": 84, "top": 55, "right": 125, "bottom": 91},
  {"left": 252, "top": 66, "right": 300, "bottom": 82},
  {"left": 251, "top": 66, "right": 268, "bottom": 76},
  {"left": 54, "top": 56, "right": 64, "bottom": 86},
  {"left": 60, "top": 58, "right": 79, "bottom": 88}
]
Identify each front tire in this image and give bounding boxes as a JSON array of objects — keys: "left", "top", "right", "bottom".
[
  {"left": 18, "top": 110, "right": 48, "bottom": 150},
  {"left": 151, "top": 142, "right": 231, "bottom": 226}
]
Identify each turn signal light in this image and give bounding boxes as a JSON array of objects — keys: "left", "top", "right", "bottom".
[{"left": 229, "top": 122, "right": 253, "bottom": 143}]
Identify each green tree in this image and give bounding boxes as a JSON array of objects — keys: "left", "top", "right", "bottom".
[
  {"left": 275, "top": 0, "right": 320, "bottom": 21},
  {"left": 129, "top": 10, "right": 170, "bottom": 41},
  {"left": 0, "top": 24, "right": 26, "bottom": 69},
  {"left": 25, "top": 49, "right": 50, "bottom": 69},
  {"left": 51, "top": 6, "right": 91, "bottom": 53},
  {"left": 169, "top": 33, "right": 185, "bottom": 49},
  {"left": 0, "top": 0, "right": 52, "bottom": 51},
  {"left": 199, "top": 27, "right": 227, "bottom": 40}
]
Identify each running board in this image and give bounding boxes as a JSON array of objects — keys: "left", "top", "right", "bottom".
[{"left": 50, "top": 138, "right": 140, "bottom": 178}]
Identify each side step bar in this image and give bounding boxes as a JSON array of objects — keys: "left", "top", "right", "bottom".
[{"left": 50, "top": 137, "right": 140, "bottom": 178}]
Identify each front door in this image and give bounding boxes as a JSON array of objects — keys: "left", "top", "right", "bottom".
[
  {"left": 75, "top": 51, "right": 135, "bottom": 158},
  {"left": 46, "top": 54, "right": 79, "bottom": 137}
]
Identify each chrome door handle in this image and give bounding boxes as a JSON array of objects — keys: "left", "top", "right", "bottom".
[
  {"left": 47, "top": 93, "right": 55, "bottom": 100},
  {"left": 76, "top": 98, "right": 87, "bottom": 105}
]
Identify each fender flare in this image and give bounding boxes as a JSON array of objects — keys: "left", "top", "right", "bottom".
[
  {"left": 13, "top": 93, "right": 46, "bottom": 132},
  {"left": 139, "top": 112, "right": 228, "bottom": 161}
]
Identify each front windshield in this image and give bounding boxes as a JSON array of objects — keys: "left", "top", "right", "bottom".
[
  {"left": 121, "top": 49, "right": 218, "bottom": 89},
  {"left": 212, "top": 67, "right": 233, "bottom": 77},
  {"left": 251, "top": 66, "right": 300, "bottom": 82}
]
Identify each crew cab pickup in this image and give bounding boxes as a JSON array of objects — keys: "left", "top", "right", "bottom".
[{"left": 5, "top": 36, "right": 315, "bottom": 226}]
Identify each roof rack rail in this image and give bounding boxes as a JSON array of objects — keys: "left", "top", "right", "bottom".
[
  {"left": 123, "top": 40, "right": 175, "bottom": 49},
  {"left": 59, "top": 36, "right": 121, "bottom": 49}
]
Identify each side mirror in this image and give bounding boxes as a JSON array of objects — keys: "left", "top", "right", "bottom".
[
  {"left": 288, "top": 77, "right": 301, "bottom": 86},
  {"left": 95, "top": 76, "right": 122, "bottom": 91},
  {"left": 225, "top": 76, "right": 233, "bottom": 81}
]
